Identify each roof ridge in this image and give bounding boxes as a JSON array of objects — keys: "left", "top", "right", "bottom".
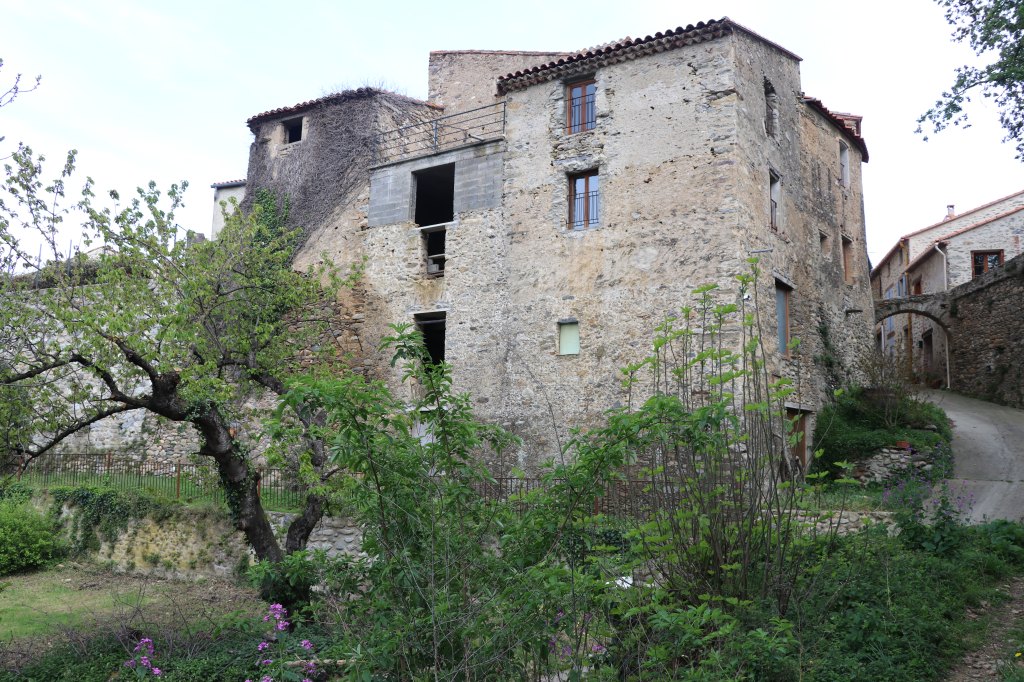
[
  {"left": 496, "top": 18, "right": 800, "bottom": 94},
  {"left": 246, "top": 88, "right": 441, "bottom": 128}
]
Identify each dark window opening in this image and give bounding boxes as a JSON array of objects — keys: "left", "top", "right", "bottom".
[
  {"left": 775, "top": 279, "right": 792, "bottom": 356},
  {"left": 424, "top": 227, "right": 446, "bottom": 276},
  {"left": 413, "top": 163, "right": 455, "bottom": 227},
  {"left": 841, "top": 236, "right": 854, "bottom": 283},
  {"left": 764, "top": 80, "right": 779, "bottom": 137},
  {"left": 569, "top": 171, "right": 599, "bottom": 229},
  {"left": 769, "top": 170, "right": 781, "bottom": 231},
  {"left": 972, "top": 250, "right": 1003, "bottom": 278},
  {"left": 283, "top": 117, "right": 303, "bottom": 144},
  {"left": 415, "top": 312, "right": 446, "bottom": 365},
  {"left": 567, "top": 79, "right": 596, "bottom": 133}
]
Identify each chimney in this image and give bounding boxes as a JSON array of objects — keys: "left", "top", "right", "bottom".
[{"left": 945, "top": 204, "right": 956, "bottom": 220}]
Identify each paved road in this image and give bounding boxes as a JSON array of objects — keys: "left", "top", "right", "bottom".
[{"left": 921, "top": 389, "right": 1024, "bottom": 523}]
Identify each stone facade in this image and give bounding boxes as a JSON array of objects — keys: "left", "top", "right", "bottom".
[
  {"left": 871, "top": 190, "right": 1024, "bottom": 385},
  {"left": 223, "top": 19, "right": 875, "bottom": 471},
  {"left": 947, "top": 253, "right": 1024, "bottom": 408}
]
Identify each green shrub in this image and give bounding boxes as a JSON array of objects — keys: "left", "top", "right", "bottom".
[
  {"left": 0, "top": 500, "right": 63, "bottom": 575},
  {"left": 812, "top": 387, "right": 951, "bottom": 476}
]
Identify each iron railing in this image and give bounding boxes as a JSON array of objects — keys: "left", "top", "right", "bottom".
[
  {"left": 376, "top": 101, "right": 506, "bottom": 164},
  {"left": 567, "top": 92, "right": 596, "bottom": 133},
  {"left": 569, "top": 190, "right": 600, "bottom": 229},
  {"left": 3, "top": 453, "right": 305, "bottom": 511},
  {"left": 3, "top": 453, "right": 685, "bottom": 520}
]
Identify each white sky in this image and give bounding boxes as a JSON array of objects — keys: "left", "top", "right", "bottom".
[{"left": 3, "top": 0, "right": 1023, "bottom": 265}]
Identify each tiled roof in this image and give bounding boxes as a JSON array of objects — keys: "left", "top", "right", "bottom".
[
  {"left": 904, "top": 205, "right": 1024, "bottom": 273},
  {"left": 802, "top": 96, "right": 869, "bottom": 162},
  {"left": 496, "top": 18, "right": 801, "bottom": 94},
  {"left": 210, "top": 179, "right": 246, "bottom": 189},
  {"left": 246, "top": 88, "right": 441, "bottom": 129}
]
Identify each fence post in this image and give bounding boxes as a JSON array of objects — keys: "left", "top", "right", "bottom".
[
  {"left": 175, "top": 463, "right": 182, "bottom": 500},
  {"left": 257, "top": 470, "right": 262, "bottom": 500}
]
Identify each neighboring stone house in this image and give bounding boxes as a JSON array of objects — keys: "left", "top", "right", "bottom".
[
  {"left": 870, "top": 190, "right": 1024, "bottom": 385},
  {"left": 217, "top": 18, "right": 875, "bottom": 471},
  {"left": 210, "top": 179, "right": 246, "bottom": 238}
]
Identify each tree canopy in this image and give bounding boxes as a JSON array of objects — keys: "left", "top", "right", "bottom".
[
  {"left": 920, "top": 0, "right": 1024, "bottom": 158},
  {"left": 0, "top": 145, "right": 354, "bottom": 578}
]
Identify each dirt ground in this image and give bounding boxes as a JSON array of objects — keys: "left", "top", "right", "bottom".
[{"left": 0, "top": 562, "right": 263, "bottom": 670}]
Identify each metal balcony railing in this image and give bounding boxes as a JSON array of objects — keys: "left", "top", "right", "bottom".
[
  {"left": 376, "top": 101, "right": 506, "bottom": 164},
  {"left": 569, "top": 190, "right": 600, "bottom": 229}
]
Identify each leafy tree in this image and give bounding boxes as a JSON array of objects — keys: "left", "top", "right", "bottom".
[
  {"left": 919, "top": 0, "right": 1024, "bottom": 158},
  {"left": 0, "top": 146, "right": 355, "bottom": 581}
]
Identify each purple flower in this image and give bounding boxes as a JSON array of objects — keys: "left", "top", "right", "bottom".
[
  {"left": 261, "top": 676, "right": 273, "bottom": 682},
  {"left": 301, "top": 639, "right": 313, "bottom": 650},
  {"left": 124, "top": 660, "right": 137, "bottom": 668},
  {"left": 275, "top": 620, "right": 289, "bottom": 631},
  {"left": 591, "top": 643, "right": 606, "bottom": 653},
  {"left": 257, "top": 641, "right": 270, "bottom": 651},
  {"left": 140, "top": 656, "right": 151, "bottom": 668},
  {"left": 262, "top": 658, "right": 274, "bottom": 665},
  {"left": 151, "top": 668, "right": 161, "bottom": 676}
]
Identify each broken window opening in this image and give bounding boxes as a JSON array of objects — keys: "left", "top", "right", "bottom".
[
  {"left": 769, "top": 170, "right": 781, "bottom": 231},
  {"left": 423, "top": 226, "right": 446, "bottom": 277},
  {"left": 764, "top": 80, "right": 779, "bottom": 138},
  {"left": 841, "top": 236, "right": 854, "bottom": 284},
  {"left": 414, "top": 311, "right": 446, "bottom": 365},
  {"left": 775, "top": 279, "right": 792, "bottom": 356},
  {"left": 283, "top": 117, "right": 303, "bottom": 144},
  {"left": 413, "top": 163, "right": 455, "bottom": 227},
  {"left": 839, "top": 141, "right": 850, "bottom": 187}
]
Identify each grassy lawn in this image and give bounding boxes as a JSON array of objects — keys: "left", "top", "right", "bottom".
[{"left": 0, "top": 563, "right": 265, "bottom": 673}]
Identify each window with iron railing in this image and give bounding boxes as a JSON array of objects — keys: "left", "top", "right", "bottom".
[
  {"left": 567, "top": 80, "right": 596, "bottom": 134},
  {"left": 569, "top": 171, "right": 600, "bottom": 229}
]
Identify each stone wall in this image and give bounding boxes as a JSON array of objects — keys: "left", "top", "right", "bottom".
[{"left": 948, "top": 253, "right": 1024, "bottom": 408}]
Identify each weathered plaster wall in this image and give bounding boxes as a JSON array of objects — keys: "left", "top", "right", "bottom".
[
  {"left": 211, "top": 184, "right": 246, "bottom": 239},
  {"left": 427, "top": 51, "right": 569, "bottom": 114}
]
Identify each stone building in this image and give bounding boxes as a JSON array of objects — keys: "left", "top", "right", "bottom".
[
  {"left": 870, "top": 190, "right": 1024, "bottom": 385},
  {"left": 222, "top": 18, "right": 875, "bottom": 471}
]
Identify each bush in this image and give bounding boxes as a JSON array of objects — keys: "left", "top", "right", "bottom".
[
  {"left": 812, "top": 386, "right": 951, "bottom": 476},
  {"left": 0, "top": 500, "right": 62, "bottom": 575}
]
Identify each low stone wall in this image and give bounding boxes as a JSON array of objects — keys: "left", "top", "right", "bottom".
[
  {"left": 852, "top": 445, "right": 935, "bottom": 484},
  {"left": 948, "top": 253, "right": 1024, "bottom": 408},
  {"left": 49, "top": 498, "right": 364, "bottom": 580}
]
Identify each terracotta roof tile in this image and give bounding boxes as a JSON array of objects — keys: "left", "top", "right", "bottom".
[
  {"left": 496, "top": 18, "right": 801, "bottom": 94},
  {"left": 802, "top": 96, "right": 869, "bottom": 162},
  {"left": 210, "top": 179, "right": 246, "bottom": 189},
  {"left": 246, "top": 88, "right": 441, "bottom": 129}
]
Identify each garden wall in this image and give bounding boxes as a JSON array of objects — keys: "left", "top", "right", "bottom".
[{"left": 948, "top": 253, "right": 1024, "bottom": 408}]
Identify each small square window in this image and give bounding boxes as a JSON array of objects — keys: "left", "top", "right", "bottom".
[
  {"left": 558, "top": 321, "right": 580, "bottom": 356},
  {"left": 972, "top": 250, "right": 1003, "bottom": 278},
  {"left": 283, "top": 117, "right": 303, "bottom": 144},
  {"left": 566, "top": 79, "right": 596, "bottom": 133},
  {"left": 568, "top": 171, "right": 599, "bottom": 229}
]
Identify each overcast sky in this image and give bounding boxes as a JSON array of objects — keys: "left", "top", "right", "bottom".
[{"left": 3, "top": 0, "right": 1023, "bottom": 264}]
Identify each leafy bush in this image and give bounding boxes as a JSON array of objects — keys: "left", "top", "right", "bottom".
[
  {"left": 812, "top": 386, "right": 951, "bottom": 476},
  {"left": 0, "top": 500, "right": 62, "bottom": 575}
]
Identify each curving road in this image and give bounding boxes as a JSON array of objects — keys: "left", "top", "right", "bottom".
[{"left": 921, "top": 389, "right": 1024, "bottom": 523}]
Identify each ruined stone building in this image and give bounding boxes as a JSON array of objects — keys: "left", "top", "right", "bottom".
[
  {"left": 208, "top": 18, "right": 875, "bottom": 471},
  {"left": 871, "top": 190, "right": 1024, "bottom": 385}
]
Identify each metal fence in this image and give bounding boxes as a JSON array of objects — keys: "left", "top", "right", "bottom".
[
  {"left": 376, "top": 101, "right": 506, "bottom": 164},
  {"left": 3, "top": 454, "right": 683, "bottom": 520},
  {"left": 4, "top": 453, "right": 305, "bottom": 511}
]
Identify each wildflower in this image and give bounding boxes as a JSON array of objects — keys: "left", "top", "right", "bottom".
[
  {"left": 301, "top": 639, "right": 313, "bottom": 650},
  {"left": 261, "top": 676, "right": 273, "bottom": 682},
  {"left": 257, "top": 641, "right": 270, "bottom": 651},
  {"left": 276, "top": 620, "right": 290, "bottom": 631},
  {"left": 591, "top": 643, "right": 606, "bottom": 653},
  {"left": 262, "top": 658, "right": 274, "bottom": 665},
  {"left": 151, "top": 668, "right": 161, "bottom": 676}
]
